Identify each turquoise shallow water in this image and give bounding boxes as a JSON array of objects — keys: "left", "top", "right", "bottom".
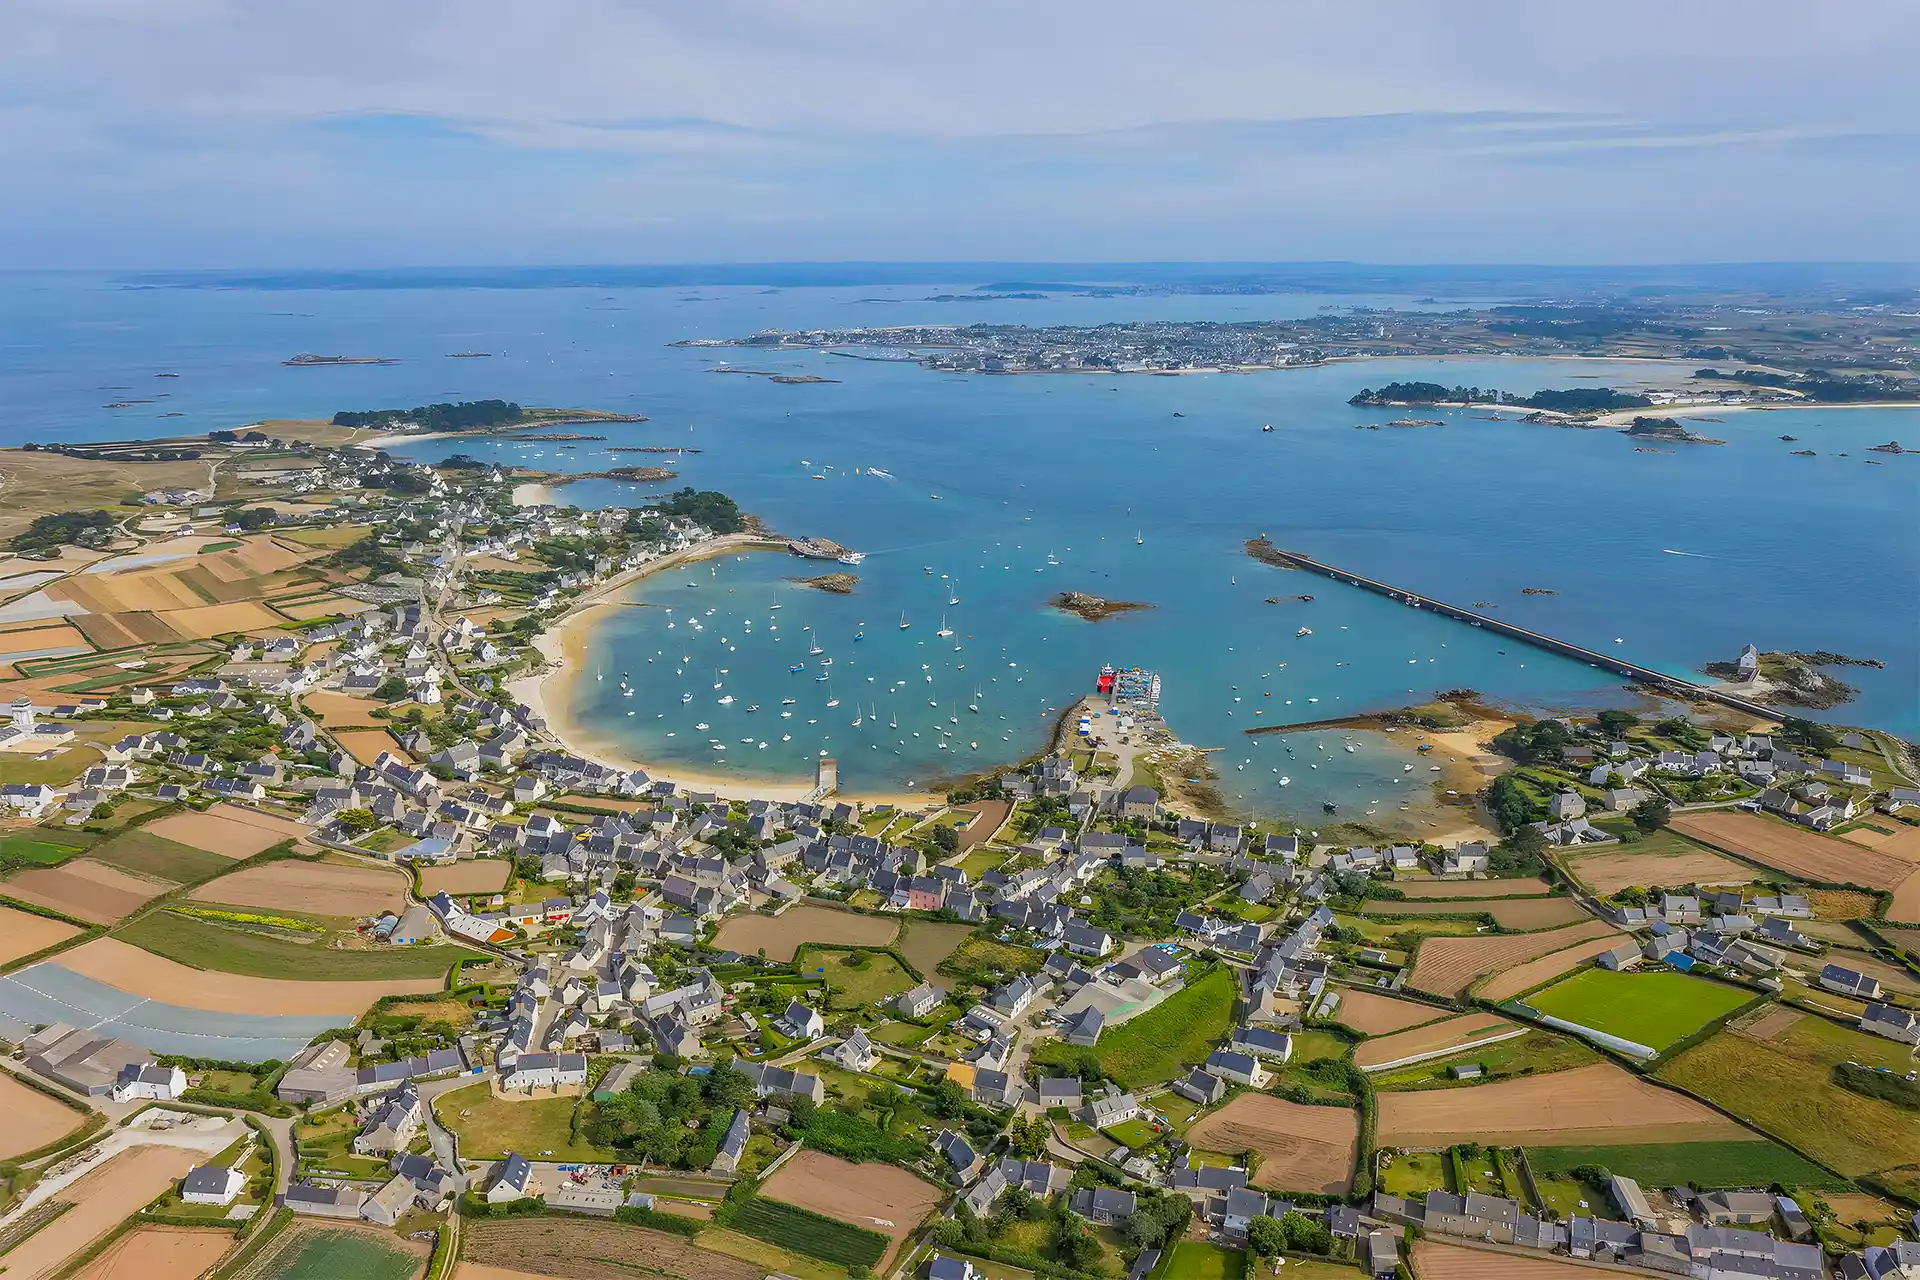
[{"left": 1, "top": 275, "right": 1913, "bottom": 821}]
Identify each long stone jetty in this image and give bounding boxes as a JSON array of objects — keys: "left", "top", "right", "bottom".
[{"left": 1244, "top": 537, "right": 1778, "bottom": 719}]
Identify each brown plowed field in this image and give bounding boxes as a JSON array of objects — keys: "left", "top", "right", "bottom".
[
  {"left": 193, "top": 859, "right": 407, "bottom": 916},
  {"left": 1377, "top": 1062, "right": 1743, "bottom": 1147},
  {"left": 712, "top": 904, "right": 897, "bottom": 962},
  {"left": 1843, "top": 822, "right": 1920, "bottom": 857},
  {"left": 1889, "top": 871, "right": 1920, "bottom": 924},
  {"left": 464, "top": 1217, "right": 764, "bottom": 1280},
  {"left": 3, "top": 860, "right": 171, "bottom": 923},
  {"left": 144, "top": 804, "right": 308, "bottom": 857},
  {"left": 1366, "top": 897, "right": 1588, "bottom": 929},
  {"left": 897, "top": 920, "right": 974, "bottom": 975},
  {"left": 335, "top": 729, "right": 404, "bottom": 766},
  {"left": 1413, "top": 1240, "right": 1597, "bottom": 1278},
  {"left": 52, "top": 936, "right": 441, "bottom": 1014},
  {"left": 0, "top": 1145, "right": 200, "bottom": 1280},
  {"left": 303, "top": 692, "right": 389, "bottom": 727},
  {"left": 1408, "top": 919, "right": 1615, "bottom": 997},
  {"left": 1564, "top": 845, "right": 1755, "bottom": 895},
  {"left": 1672, "top": 812, "right": 1914, "bottom": 890},
  {"left": 151, "top": 602, "right": 282, "bottom": 638},
  {"left": 421, "top": 861, "right": 515, "bottom": 895},
  {"left": 0, "top": 905, "right": 83, "bottom": 965},
  {"left": 1393, "top": 877, "right": 1552, "bottom": 899},
  {"left": 1330, "top": 989, "right": 1449, "bottom": 1035},
  {"left": 760, "top": 1150, "right": 943, "bottom": 1265},
  {"left": 74, "top": 1226, "right": 234, "bottom": 1280},
  {"left": 1478, "top": 936, "right": 1632, "bottom": 1003},
  {"left": 0, "top": 1070, "right": 87, "bottom": 1158},
  {"left": 1355, "top": 1012, "right": 1517, "bottom": 1070},
  {"left": 0, "top": 623, "right": 88, "bottom": 656},
  {"left": 1183, "top": 1094, "right": 1358, "bottom": 1194}
]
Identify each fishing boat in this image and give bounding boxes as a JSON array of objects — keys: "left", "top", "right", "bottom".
[
  {"left": 815, "top": 672, "right": 830, "bottom": 681},
  {"left": 853, "top": 631, "right": 864, "bottom": 641},
  {"left": 781, "top": 697, "right": 796, "bottom": 705},
  {"left": 790, "top": 663, "right": 805, "bottom": 673},
  {"left": 868, "top": 468, "right": 892, "bottom": 478}
]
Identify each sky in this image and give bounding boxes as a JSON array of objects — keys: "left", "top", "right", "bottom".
[{"left": 4, "top": 0, "right": 1919, "bottom": 268}]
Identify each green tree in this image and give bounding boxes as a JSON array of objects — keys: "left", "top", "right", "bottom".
[
  {"left": 336, "top": 808, "right": 379, "bottom": 835},
  {"left": 931, "top": 824, "right": 961, "bottom": 855},
  {"left": 1595, "top": 709, "right": 1640, "bottom": 737},
  {"left": 1631, "top": 795, "right": 1672, "bottom": 832},
  {"left": 1778, "top": 716, "right": 1841, "bottom": 753},
  {"left": 372, "top": 676, "right": 408, "bottom": 702},
  {"left": 1246, "top": 1215, "right": 1285, "bottom": 1257}
]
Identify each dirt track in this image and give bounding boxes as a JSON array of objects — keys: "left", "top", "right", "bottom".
[
  {"left": 51, "top": 936, "right": 442, "bottom": 1015},
  {"left": 1184, "top": 1094, "right": 1357, "bottom": 1194},
  {"left": 1408, "top": 919, "right": 1615, "bottom": 997},
  {"left": 1377, "top": 1062, "right": 1744, "bottom": 1146}
]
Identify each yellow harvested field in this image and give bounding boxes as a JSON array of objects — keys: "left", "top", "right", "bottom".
[
  {"left": 150, "top": 601, "right": 283, "bottom": 638},
  {"left": 1330, "top": 989, "right": 1449, "bottom": 1036},
  {"left": 1478, "top": 936, "right": 1636, "bottom": 1003},
  {"left": 711, "top": 904, "right": 898, "bottom": 961},
  {"left": 1355, "top": 1012, "right": 1517, "bottom": 1070},
  {"left": 304, "top": 692, "right": 392, "bottom": 727},
  {"left": 1377, "top": 1063, "right": 1743, "bottom": 1147},
  {"left": 0, "top": 623, "right": 89, "bottom": 656},
  {"left": 421, "top": 861, "right": 515, "bottom": 895},
  {"left": 335, "top": 728, "right": 405, "bottom": 766},
  {"left": 53, "top": 936, "right": 443, "bottom": 1015},
  {"left": 1408, "top": 919, "right": 1616, "bottom": 997},
  {"left": 193, "top": 859, "right": 408, "bottom": 916},
  {"left": 0, "top": 1145, "right": 201, "bottom": 1280},
  {"left": 0, "top": 1070, "right": 87, "bottom": 1159},
  {"left": 1672, "top": 811, "right": 1914, "bottom": 890},
  {"left": 1393, "top": 877, "right": 1553, "bottom": 899},
  {"left": 3, "top": 859, "right": 171, "bottom": 924},
  {"left": 144, "top": 803, "right": 308, "bottom": 856},
  {"left": 276, "top": 595, "right": 365, "bottom": 621},
  {"left": 0, "top": 904, "right": 84, "bottom": 965},
  {"left": 1365, "top": 897, "right": 1589, "bottom": 929},
  {"left": 1890, "top": 871, "right": 1920, "bottom": 924},
  {"left": 1566, "top": 845, "right": 1755, "bottom": 895},
  {"left": 1185, "top": 1093, "right": 1358, "bottom": 1194},
  {"left": 1413, "top": 1240, "right": 1597, "bottom": 1279},
  {"left": 458, "top": 1268, "right": 569, "bottom": 1280},
  {"left": 73, "top": 1226, "right": 234, "bottom": 1280}
]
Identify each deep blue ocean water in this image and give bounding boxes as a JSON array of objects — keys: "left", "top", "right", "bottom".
[{"left": 3, "top": 273, "right": 1913, "bottom": 822}]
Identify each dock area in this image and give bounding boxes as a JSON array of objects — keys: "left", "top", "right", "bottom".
[{"left": 1244, "top": 537, "right": 1778, "bottom": 720}]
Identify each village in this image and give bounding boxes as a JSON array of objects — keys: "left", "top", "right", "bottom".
[{"left": 0, "top": 421, "right": 1915, "bottom": 1280}]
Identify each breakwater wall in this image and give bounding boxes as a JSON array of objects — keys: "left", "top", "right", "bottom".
[{"left": 1245, "top": 540, "right": 1778, "bottom": 720}]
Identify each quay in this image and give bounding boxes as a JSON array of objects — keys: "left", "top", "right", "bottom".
[{"left": 1243, "top": 538, "right": 1779, "bottom": 721}]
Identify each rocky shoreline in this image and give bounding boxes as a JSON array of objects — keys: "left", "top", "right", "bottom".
[{"left": 792, "top": 572, "right": 857, "bottom": 593}]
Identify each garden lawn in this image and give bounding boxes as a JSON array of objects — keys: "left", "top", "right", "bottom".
[
  {"left": 1527, "top": 1140, "right": 1847, "bottom": 1191},
  {"left": 437, "top": 1082, "right": 615, "bottom": 1162},
  {"left": 1524, "top": 968, "right": 1752, "bottom": 1050},
  {"left": 1159, "top": 1241, "right": 1246, "bottom": 1280},
  {"left": 1087, "top": 965, "right": 1237, "bottom": 1090},
  {"left": 1377, "top": 1150, "right": 1449, "bottom": 1198},
  {"left": 113, "top": 909, "right": 480, "bottom": 980},
  {"left": 794, "top": 946, "right": 917, "bottom": 1011}
]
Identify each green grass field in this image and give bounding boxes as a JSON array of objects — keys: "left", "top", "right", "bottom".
[
  {"left": 113, "top": 909, "right": 479, "bottom": 980},
  {"left": 1525, "top": 968, "right": 1753, "bottom": 1050},
  {"left": 793, "top": 946, "right": 917, "bottom": 1010},
  {"left": 1658, "top": 1015, "right": 1916, "bottom": 1178},
  {"left": 257, "top": 1227, "right": 417, "bottom": 1280},
  {"left": 731, "top": 1197, "right": 889, "bottom": 1267},
  {"left": 1158, "top": 1241, "right": 1247, "bottom": 1280},
  {"left": 437, "top": 1082, "right": 615, "bottom": 1161},
  {"left": 85, "top": 829, "right": 233, "bottom": 884},
  {"left": 0, "top": 833, "right": 88, "bottom": 867},
  {"left": 1528, "top": 1140, "right": 1848, "bottom": 1191},
  {"left": 1070, "top": 964, "right": 1237, "bottom": 1090},
  {"left": 1377, "top": 1150, "right": 1449, "bottom": 1198}
]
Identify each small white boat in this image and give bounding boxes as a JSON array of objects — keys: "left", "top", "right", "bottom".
[
  {"left": 1297, "top": 627, "right": 1312, "bottom": 637},
  {"left": 1135, "top": 530, "right": 1144, "bottom": 544},
  {"left": 680, "top": 692, "right": 693, "bottom": 703},
  {"left": 718, "top": 695, "right": 735, "bottom": 705},
  {"left": 1278, "top": 776, "right": 1291, "bottom": 786},
  {"left": 899, "top": 612, "right": 910, "bottom": 629}
]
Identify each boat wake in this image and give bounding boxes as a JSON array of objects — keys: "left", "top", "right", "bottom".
[{"left": 1660, "top": 549, "right": 1710, "bottom": 558}]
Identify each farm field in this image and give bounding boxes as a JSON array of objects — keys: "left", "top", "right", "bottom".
[
  {"left": 73, "top": 1225, "right": 235, "bottom": 1280},
  {"left": 1527, "top": 1140, "right": 1846, "bottom": 1191},
  {"left": 437, "top": 1081, "right": 615, "bottom": 1161},
  {"left": 1327, "top": 988, "right": 1448, "bottom": 1035},
  {"left": 896, "top": 919, "right": 974, "bottom": 975},
  {"left": 711, "top": 905, "right": 898, "bottom": 961},
  {"left": 112, "top": 908, "right": 477, "bottom": 981},
  {"left": 2, "top": 859, "right": 171, "bottom": 923},
  {"left": 84, "top": 830, "right": 232, "bottom": 884},
  {"left": 143, "top": 804, "right": 309, "bottom": 857},
  {"left": 1184, "top": 1093, "right": 1357, "bottom": 1194},
  {"left": 1354, "top": 1012, "right": 1519, "bottom": 1070},
  {"left": 0, "top": 832, "right": 88, "bottom": 867},
  {"left": 0, "top": 905, "right": 83, "bottom": 966},
  {"left": 333, "top": 729, "right": 404, "bottom": 766},
  {"left": 1065, "top": 964, "right": 1237, "bottom": 1090},
  {"left": 1672, "top": 811, "right": 1914, "bottom": 891},
  {"left": 1477, "top": 937, "right": 1633, "bottom": 1003},
  {"left": 1391, "top": 877, "right": 1553, "bottom": 899},
  {"left": 1413, "top": 1239, "right": 1595, "bottom": 1279},
  {"left": 463, "top": 1218, "right": 768, "bottom": 1280},
  {"left": 1407, "top": 919, "right": 1615, "bottom": 998},
  {"left": 1158, "top": 1241, "right": 1247, "bottom": 1280},
  {"left": 192, "top": 858, "right": 408, "bottom": 917},
  {"left": 0, "top": 1144, "right": 200, "bottom": 1280},
  {"left": 1364, "top": 897, "right": 1588, "bottom": 929},
  {"left": 758, "top": 1150, "right": 942, "bottom": 1267},
  {"left": 1657, "top": 1013, "right": 1920, "bottom": 1177},
  {"left": 729, "top": 1198, "right": 888, "bottom": 1267},
  {"left": 51, "top": 935, "right": 444, "bottom": 1014},
  {"left": 794, "top": 946, "right": 917, "bottom": 1010},
  {"left": 1563, "top": 833, "right": 1755, "bottom": 895},
  {"left": 1376, "top": 1062, "right": 1746, "bottom": 1147},
  {"left": 0, "top": 1070, "right": 88, "bottom": 1158},
  {"left": 241, "top": 1222, "right": 423, "bottom": 1280},
  {"left": 1524, "top": 968, "right": 1753, "bottom": 1051},
  {"left": 420, "top": 860, "right": 514, "bottom": 895},
  {"left": 1370, "top": 1029, "right": 1601, "bottom": 1092}
]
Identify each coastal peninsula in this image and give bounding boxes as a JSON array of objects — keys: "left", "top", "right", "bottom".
[
  {"left": 1052, "top": 591, "right": 1152, "bottom": 621},
  {"left": 1704, "top": 649, "right": 1881, "bottom": 709}
]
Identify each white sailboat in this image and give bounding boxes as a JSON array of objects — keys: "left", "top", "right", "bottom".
[
  {"left": 937, "top": 614, "right": 953, "bottom": 638},
  {"left": 899, "top": 611, "right": 910, "bottom": 629},
  {"left": 806, "top": 626, "right": 823, "bottom": 655},
  {"left": 1135, "top": 529, "right": 1144, "bottom": 545}
]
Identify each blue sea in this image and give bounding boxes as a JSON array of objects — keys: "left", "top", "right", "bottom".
[{"left": 3, "top": 272, "right": 1913, "bottom": 824}]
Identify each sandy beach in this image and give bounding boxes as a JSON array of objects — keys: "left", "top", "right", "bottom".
[{"left": 507, "top": 537, "right": 931, "bottom": 808}]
